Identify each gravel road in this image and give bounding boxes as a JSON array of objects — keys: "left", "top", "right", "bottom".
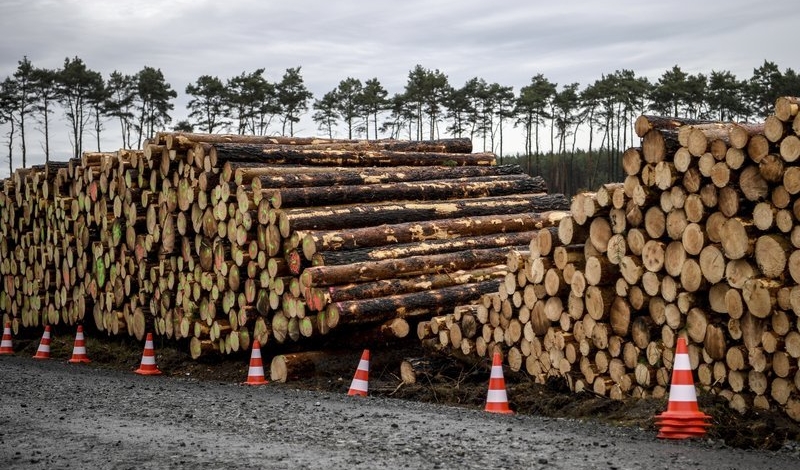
[{"left": 0, "top": 356, "right": 797, "bottom": 469}]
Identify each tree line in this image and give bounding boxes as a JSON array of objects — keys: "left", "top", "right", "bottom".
[{"left": 1, "top": 56, "right": 797, "bottom": 195}]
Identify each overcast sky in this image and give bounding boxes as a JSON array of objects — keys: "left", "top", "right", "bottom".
[{"left": 0, "top": 0, "right": 797, "bottom": 172}]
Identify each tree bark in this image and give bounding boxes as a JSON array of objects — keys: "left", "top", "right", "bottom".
[
  {"left": 268, "top": 175, "right": 547, "bottom": 208},
  {"left": 285, "top": 193, "right": 568, "bottom": 231},
  {"left": 301, "top": 210, "right": 567, "bottom": 259},
  {"left": 210, "top": 143, "right": 495, "bottom": 167},
  {"left": 301, "top": 246, "right": 523, "bottom": 287}
]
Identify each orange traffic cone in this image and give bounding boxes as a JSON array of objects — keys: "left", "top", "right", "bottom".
[
  {"left": 134, "top": 333, "right": 162, "bottom": 375},
  {"left": 347, "top": 349, "right": 370, "bottom": 396},
  {"left": 655, "top": 337, "right": 712, "bottom": 439},
  {"left": 485, "top": 351, "right": 513, "bottom": 414},
  {"left": 32, "top": 325, "right": 52, "bottom": 359},
  {"left": 68, "top": 325, "right": 91, "bottom": 364},
  {"left": 242, "top": 340, "right": 268, "bottom": 385},
  {"left": 0, "top": 322, "right": 13, "bottom": 355}
]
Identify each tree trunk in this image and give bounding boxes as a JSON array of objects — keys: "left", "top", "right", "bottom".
[
  {"left": 210, "top": 144, "right": 496, "bottom": 167},
  {"left": 286, "top": 193, "right": 569, "bottom": 231},
  {"left": 301, "top": 211, "right": 568, "bottom": 259},
  {"left": 268, "top": 175, "right": 548, "bottom": 208},
  {"left": 301, "top": 246, "right": 524, "bottom": 287}
]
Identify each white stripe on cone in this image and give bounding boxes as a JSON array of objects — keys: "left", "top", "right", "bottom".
[
  {"left": 350, "top": 378, "right": 369, "bottom": 391},
  {"left": 673, "top": 354, "right": 691, "bottom": 371},
  {"left": 487, "top": 389, "right": 509, "bottom": 402},
  {"left": 667, "top": 384, "right": 699, "bottom": 402}
]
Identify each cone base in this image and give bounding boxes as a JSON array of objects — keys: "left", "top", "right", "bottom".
[
  {"left": 485, "top": 406, "right": 514, "bottom": 414},
  {"left": 32, "top": 354, "right": 50, "bottom": 360},
  {"left": 69, "top": 357, "right": 91, "bottom": 364},
  {"left": 135, "top": 367, "right": 162, "bottom": 376},
  {"left": 242, "top": 379, "right": 268, "bottom": 385},
  {"left": 657, "top": 430, "right": 709, "bottom": 439},
  {"left": 348, "top": 389, "right": 367, "bottom": 397},
  {"left": 0, "top": 349, "right": 13, "bottom": 355}
]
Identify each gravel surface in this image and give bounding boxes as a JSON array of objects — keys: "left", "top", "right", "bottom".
[{"left": 1, "top": 356, "right": 798, "bottom": 469}]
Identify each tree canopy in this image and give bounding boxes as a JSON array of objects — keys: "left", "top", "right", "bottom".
[{"left": 1, "top": 55, "right": 798, "bottom": 195}]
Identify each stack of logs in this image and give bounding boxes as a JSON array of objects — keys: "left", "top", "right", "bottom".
[
  {"left": 0, "top": 133, "right": 570, "bottom": 366},
  {"left": 422, "top": 96, "right": 800, "bottom": 422}
]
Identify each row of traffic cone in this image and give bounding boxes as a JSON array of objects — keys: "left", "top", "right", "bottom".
[
  {"left": 4, "top": 321, "right": 711, "bottom": 439},
  {"left": 1, "top": 323, "right": 91, "bottom": 363}
]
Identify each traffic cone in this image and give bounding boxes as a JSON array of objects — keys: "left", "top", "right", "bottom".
[
  {"left": 655, "top": 337, "right": 712, "bottom": 439},
  {"left": 347, "top": 349, "right": 370, "bottom": 396},
  {"left": 134, "top": 333, "right": 162, "bottom": 375},
  {"left": 68, "top": 325, "right": 91, "bottom": 364},
  {"left": 242, "top": 340, "right": 267, "bottom": 385},
  {"left": 0, "top": 322, "right": 13, "bottom": 354},
  {"left": 32, "top": 325, "right": 52, "bottom": 360},
  {"left": 485, "top": 351, "right": 513, "bottom": 414}
]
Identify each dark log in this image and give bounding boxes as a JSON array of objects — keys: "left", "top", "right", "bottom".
[
  {"left": 306, "top": 265, "right": 507, "bottom": 310},
  {"left": 311, "top": 231, "right": 539, "bottom": 266},
  {"left": 301, "top": 246, "right": 525, "bottom": 287},
  {"left": 302, "top": 211, "right": 568, "bottom": 258},
  {"left": 209, "top": 144, "right": 495, "bottom": 167},
  {"left": 159, "top": 132, "right": 472, "bottom": 153},
  {"left": 236, "top": 163, "right": 527, "bottom": 187},
  {"left": 634, "top": 115, "right": 714, "bottom": 138},
  {"left": 285, "top": 193, "right": 569, "bottom": 231},
  {"left": 327, "top": 281, "right": 502, "bottom": 326},
  {"left": 267, "top": 175, "right": 547, "bottom": 208}
]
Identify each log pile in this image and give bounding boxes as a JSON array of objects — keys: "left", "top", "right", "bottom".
[
  {"left": 0, "top": 134, "right": 569, "bottom": 366},
  {"left": 425, "top": 97, "right": 800, "bottom": 422}
]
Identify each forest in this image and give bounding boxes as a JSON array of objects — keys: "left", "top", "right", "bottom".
[{"left": 0, "top": 56, "right": 797, "bottom": 196}]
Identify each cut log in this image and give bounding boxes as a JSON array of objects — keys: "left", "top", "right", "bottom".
[
  {"left": 314, "top": 266, "right": 507, "bottom": 306},
  {"left": 268, "top": 175, "right": 547, "bottom": 208},
  {"left": 269, "top": 351, "right": 329, "bottom": 382},
  {"left": 211, "top": 144, "right": 495, "bottom": 167},
  {"left": 286, "top": 193, "right": 569, "bottom": 231},
  {"left": 302, "top": 211, "right": 568, "bottom": 258},
  {"left": 327, "top": 281, "right": 502, "bottom": 326},
  {"left": 312, "top": 231, "right": 538, "bottom": 266},
  {"left": 237, "top": 163, "right": 520, "bottom": 187},
  {"left": 301, "top": 246, "right": 522, "bottom": 287}
]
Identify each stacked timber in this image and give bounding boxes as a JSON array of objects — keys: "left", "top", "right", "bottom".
[
  {"left": 0, "top": 133, "right": 570, "bottom": 366},
  {"left": 429, "top": 97, "right": 800, "bottom": 422}
]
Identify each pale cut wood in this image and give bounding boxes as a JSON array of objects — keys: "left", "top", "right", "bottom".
[
  {"left": 589, "top": 217, "right": 612, "bottom": 253},
  {"left": 705, "top": 212, "right": 727, "bottom": 243},
  {"left": 726, "top": 259, "right": 755, "bottom": 290},
  {"left": 717, "top": 186, "right": 740, "bottom": 218},
  {"left": 740, "top": 165, "right": 769, "bottom": 201},
  {"left": 784, "top": 166, "right": 800, "bottom": 195},
  {"left": 755, "top": 234, "right": 791, "bottom": 279},
  {"left": 641, "top": 239, "right": 666, "bottom": 273},
  {"left": 686, "top": 307, "right": 708, "bottom": 344},
  {"left": 664, "top": 241, "right": 687, "bottom": 276},
  {"left": 626, "top": 228, "right": 647, "bottom": 256},
  {"left": 742, "top": 278, "right": 780, "bottom": 319},
  {"left": 684, "top": 193, "right": 706, "bottom": 223},
  {"left": 747, "top": 134, "right": 771, "bottom": 162},
  {"left": 775, "top": 96, "right": 800, "bottom": 122},
  {"left": 680, "top": 258, "right": 705, "bottom": 293},
  {"left": 759, "top": 153, "right": 784, "bottom": 183},
  {"left": 644, "top": 206, "right": 666, "bottom": 239},
  {"left": 764, "top": 115, "right": 787, "bottom": 142},
  {"left": 720, "top": 217, "right": 754, "bottom": 260},
  {"left": 708, "top": 283, "right": 729, "bottom": 313},
  {"left": 753, "top": 201, "right": 776, "bottom": 231},
  {"left": 699, "top": 244, "right": 725, "bottom": 284},
  {"left": 780, "top": 135, "right": 800, "bottom": 162}
]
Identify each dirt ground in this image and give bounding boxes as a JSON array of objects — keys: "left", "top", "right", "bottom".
[{"left": 9, "top": 325, "right": 800, "bottom": 452}]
